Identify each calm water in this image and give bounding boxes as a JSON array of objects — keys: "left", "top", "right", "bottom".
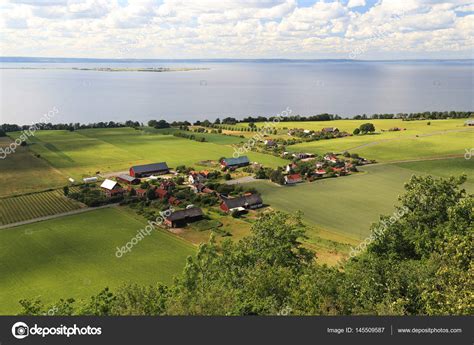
[{"left": 0, "top": 61, "right": 473, "bottom": 124}]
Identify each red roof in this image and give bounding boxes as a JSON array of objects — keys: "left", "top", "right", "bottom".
[
  {"left": 168, "top": 196, "right": 181, "bottom": 205},
  {"left": 315, "top": 169, "right": 326, "bottom": 174},
  {"left": 155, "top": 188, "right": 168, "bottom": 198},
  {"left": 286, "top": 174, "right": 302, "bottom": 181}
]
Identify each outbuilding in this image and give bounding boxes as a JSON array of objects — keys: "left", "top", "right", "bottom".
[{"left": 129, "top": 162, "right": 169, "bottom": 178}]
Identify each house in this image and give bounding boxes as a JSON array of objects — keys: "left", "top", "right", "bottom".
[
  {"left": 284, "top": 174, "right": 303, "bottom": 184},
  {"left": 116, "top": 174, "right": 140, "bottom": 185},
  {"left": 324, "top": 154, "right": 338, "bottom": 163},
  {"left": 129, "top": 162, "right": 169, "bottom": 178},
  {"left": 135, "top": 188, "right": 147, "bottom": 198},
  {"left": 315, "top": 169, "right": 326, "bottom": 176},
  {"left": 155, "top": 188, "right": 168, "bottom": 199},
  {"left": 190, "top": 182, "right": 206, "bottom": 193},
  {"left": 285, "top": 163, "right": 297, "bottom": 173},
  {"left": 220, "top": 156, "right": 250, "bottom": 169},
  {"left": 164, "top": 207, "right": 204, "bottom": 228},
  {"left": 220, "top": 194, "right": 263, "bottom": 213},
  {"left": 168, "top": 196, "right": 181, "bottom": 206},
  {"left": 465, "top": 119, "right": 474, "bottom": 126},
  {"left": 264, "top": 139, "right": 277, "bottom": 147},
  {"left": 322, "top": 127, "right": 339, "bottom": 133},
  {"left": 188, "top": 172, "right": 206, "bottom": 184},
  {"left": 100, "top": 179, "right": 124, "bottom": 197},
  {"left": 292, "top": 152, "right": 314, "bottom": 160}
]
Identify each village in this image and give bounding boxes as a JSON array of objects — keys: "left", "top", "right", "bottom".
[{"left": 66, "top": 146, "right": 373, "bottom": 233}]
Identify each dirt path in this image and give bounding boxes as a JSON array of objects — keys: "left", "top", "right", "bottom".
[{"left": 0, "top": 204, "right": 118, "bottom": 230}]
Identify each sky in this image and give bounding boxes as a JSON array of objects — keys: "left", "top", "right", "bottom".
[{"left": 0, "top": 0, "right": 473, "bottom": 59}]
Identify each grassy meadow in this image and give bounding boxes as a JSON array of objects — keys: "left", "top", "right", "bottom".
[
  {"left": 247, "top": 158, "right": 473, "bottom": 241},
  {"left": 0, "top": 207, "right": 195, "bottom": 314},
  {"left": 17, "top": 128, "right": 286, "bottom": 181},
  {"left": 236, "top": 119, "right": 473, "bottom": 162}
]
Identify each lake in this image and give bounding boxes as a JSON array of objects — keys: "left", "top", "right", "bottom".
[{"left": 0, "top": 60, "right": 472, "bottom": 125}]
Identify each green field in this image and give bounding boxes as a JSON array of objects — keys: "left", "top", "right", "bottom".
[
  {"left": 0, "top": 189, "right": 84, "bottom": 226},
  {"left": 19, "top": 128, "right": 286, "bottom": 180},
  {"left": 247, "top": 158, "right": 473, "bottom": 241},
  {"left": 0, "top": 207, "right": 195, "bottom": 314},
  {"left": 0, "top": 138, "right": 67, "bottom": 197},
  {"left": 238, "top": 119, "right": 473, "bottom": 162}
]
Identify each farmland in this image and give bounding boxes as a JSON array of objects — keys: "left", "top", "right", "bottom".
[
  {"left": 0, "top": 137, "right": 67, "bottom": 197},
  {"left": 0, "top": 207, "right": 195, "bottom": 314},
  {"left": 246, "top": 158, "right": 473, "bottom": 241},
  {"left": 0, "top": 188, "right": 84, "bottom": 226},
  {"left": 18, "top": 128, "right": 286, "bottom": 181},
  {"left": 233, "top": 119, "right": 472, "bottom": 162}
]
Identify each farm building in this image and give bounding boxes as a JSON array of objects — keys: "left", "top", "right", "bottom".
[
  {"left": 129, "top": 162, "right": 169, "bottom": 178},
  {"left": 164, "top": 207, "right": 204, "bottom": 227},
  {"left": 100, "top": 179, "right": 124, "bottom": 197},
  {"left": 116, "top": 174, "right": 140, "bottom": 185},
  {"left": 220, "top": 156, "right": 250, "bottom": 169},
  {"left": 83, "top": 177, "right": 98, "bottom": 183},
  {"left": 264, "top": 139, "right": 277, "bottom": 147},
  {"left": 220, "top": 194, "right": 263, "bottom": 213},
  {"left": 322, "top": 127, "right": 339, "bottom": 133},
  {"left": 292, "top": 152, "right": 314, "bottom": 160},
  {"left": 284, "top": 174, "right": 303, "bottom": 184}
]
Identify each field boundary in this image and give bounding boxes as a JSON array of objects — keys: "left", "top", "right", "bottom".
[{"left": 0, "top": 204, "right": 116, "bottom": 230}]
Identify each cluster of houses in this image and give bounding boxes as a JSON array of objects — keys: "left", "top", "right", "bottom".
[
  {"left": 287, "top": 127, "right": 349, "bottom": 138},
  {"left": 281, "top": 153, "right": 367, "bottom": 185},
  {"left": 94, "top": 158, "right": 264, "bottom": 228}
]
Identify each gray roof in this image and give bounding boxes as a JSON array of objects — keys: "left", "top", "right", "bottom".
[
  {"left": 222, "top": 194, "right": 263, "bottom": 209},
  {"left": 166, "top": 207, "right": 203, "bottom": 221},
  {"left": 131, "top": 162, "right": 169, "bottom": 173},
  {"left": 222, "top": 156, "right": 250, "bottom": 166},
  {"left": 117, "top": 174, "right": 138, "bottom": 182}
]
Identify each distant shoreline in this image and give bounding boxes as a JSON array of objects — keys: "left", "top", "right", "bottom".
[{"left": 0, "top": 67, "right": 209, "bottom": 72}]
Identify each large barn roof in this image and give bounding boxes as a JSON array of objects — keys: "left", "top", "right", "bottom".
[
  {"left": 166, "top": 207, "right": 203, "bottom": 221},
  {"left": 222, "top": 194, "right": 263, "bottom": 209},
  {"left": 222, "top": 156, "right": 249, "bottom": 166},
  {"left": 131, "top": 162, "right": 169, "bottom": 173}
]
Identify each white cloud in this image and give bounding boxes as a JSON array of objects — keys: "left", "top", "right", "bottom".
[
  {"left": 347, "top": 0, "right": 366, "bottom": 8},
  {"left": 0, "top": 0, "right": 472, "bottom": 59}
]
